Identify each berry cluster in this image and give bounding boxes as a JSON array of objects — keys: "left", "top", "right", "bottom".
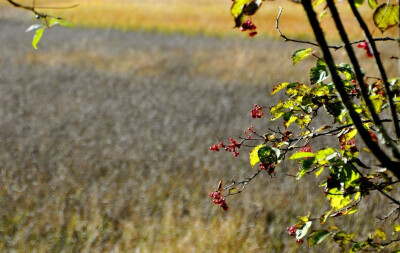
[
  {"left": 300, "top": 144, "right": 312, "bottom": 160},
  {"left": 349, "top": 79, "right": 360, "bottom": 95},
  {"left": 251, "top": 104, "right": 264, "bottom": 118},
  {"left": 210, "top": 138, "right": 242, "bottom": 157},
  {"left": 357, "top": 41, "right": 373, "bottom": 58},
  {"left": 371, "top": 80, "right": 384, "bottom": 96},
  {"left": 287, "top": 225, "right": 303, "bottom": 243},
  {"left": 340, "top": 138, "right": 358, "bottom": 153},
  {"left": 209, "top": 185, "right": 229, "bottom": 211},
  {"left": 240, "top": 20, "right": 258, "bottom": 37},
  {"left": 243, "top": 125, "right": 256, "bottom": 139}
]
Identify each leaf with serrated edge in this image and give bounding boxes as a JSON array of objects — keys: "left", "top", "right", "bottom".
[{"left": 373, "top": 4, "right": 399, "bottom": 33}]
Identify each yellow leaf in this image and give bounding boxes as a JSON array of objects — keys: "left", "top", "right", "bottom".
[{"left": 249, "top": 144, "right": 263, "bottom": 168}]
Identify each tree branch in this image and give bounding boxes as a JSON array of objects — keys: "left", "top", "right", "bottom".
[
  {"left": 275, "top": 7, "right": 397, "bottom": 50},
  {"left": 348, "top": 0, "right": 400, "bottom": 141},
  {"left": 325, "top": 0, "right": 400, "bottom": 160},
  {"left": 301, "top": 0, "right": 400, "bottom": 179},
  {"left": 5, "top": 0, "right": 78, "bottom": 18}
]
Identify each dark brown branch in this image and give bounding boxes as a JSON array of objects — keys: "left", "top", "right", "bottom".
[
  {"left": 326, "top": 0, "right": 400, "bottom": 160},
  {"left": 275, "top": 7, "right": 397, "bottom": 50},
  {"left": 348, "top": 0, "right": 400, "bottom": 141},
  {"left": 350, "top": 164, "right": 400, "bottom": 206},
  {"left": 301, "top": 0, "right": 400, "bottom": 179},
  {"left": 376, "top": 207, "right": 400, "bottom": 222},
  {"left": 5, "top": 0, "right": 77, "bottom": 18}
]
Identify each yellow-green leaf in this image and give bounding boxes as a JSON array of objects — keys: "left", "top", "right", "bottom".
[
  {"left": 367, "top": 0, "right": 377, "bottom": 9},
  {"left": 289, "top": 152, "right": 315, "bottom": 160},
  {"left": 249, "top": 144, "right": 263, "bottom": 168},
  {"left": 307, "top": 230, "right": 331, "bottom": 246},
  {"left": 327, "top": 188, "right": 351, "bottom": 211},
  {"left": 347, "top": 207, "right": 358, "bottom": 215},
  {"left": 394, "top": 224, "right": 400, "bottom": 233},
  {"left": 319, "top": 209, "right": 331, "bottom": 224},
  {"left": 292, "top": 48, "right": 312, "bottom": 65},
  {"left": 270, "top": 82, "right": 290, "bottom": 95},
  {"left": 373, "top": 4, "right": 399, "bottom": 33},
  {"left": 375, "top": 228, "right": 386, "bottom": 240},
  {"left": 231, "top": 0, "right": 252, "bottom": 17},
  {"left": 32, "top": 28, "right": 45, "bottom": 50}
]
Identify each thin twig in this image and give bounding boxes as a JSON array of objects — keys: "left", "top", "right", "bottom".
[
  {"left": 348, "top": 0, "right": 400, "bottom": 141},
  {"left": 6, "top": 0, "right": 78, "bottom": 18},
  {"left": 224, "top": 169, "right": 264, "bottom": 195},
  {"left": 301, "top": 0, "right": 400, "bottom": 179},
  {"left": 275, "top": 7, "right": 397, "bottom": 51},
  {"left": 376, "top": 207, "right": 400, "bottom": 222}
]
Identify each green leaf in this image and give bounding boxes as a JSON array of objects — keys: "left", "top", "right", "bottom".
[
  {"left": 342, "top": 165, "right": 360, "bottom": 188},
  {"left": 347, "top": 207, "right": 358, "bottom": 215},
  {"left": 296, "top": 157, "right": 315, "bottom": 180},
  {"left": 270, "top": 82, "right": 290, "bottom": 95},
  {"left": 284, "top": 114, "right": 298, "bottom": 128},
  {"left": 315, "top": 147, "right": 335, "bottom": 164},
  {"left": 310, "top": 60, "right": 329, "bottom": 84},
  {"left": 307, "top": 230, "right": 331, "bottom": 246},
  {"left": 373, "top": 4, "right": 399, "bottom": 33},
  {"left": 354, "top": 0, "right": 364, "bottom": 7},
  {"left": 350, "top": 241, "right": 368, "bottom": 253},
  {"left": 319, "top": 209, "right": 331, "bottom": 224},
  {"left": 289, "top": 152, "right": 315, "bottom": 160},
  {"left": 324, "top": 101, "right": 345, "bottom": 118},
  {"left": 333, "top": 231, "right": 354, "bottom": 247},
  {"left": 32, "top": 28, "right": 45, "bottom": 50},
  {"left": 367, "top": 0, "right": 377, "bottom": 9},
  {"left": 258, "top": 146, "right": 277, "bottom": 164},
  {"left": 249, "top": 144, "right": 263, "bottom": 168},
  {"left": 296, "top": 221, "right": 312, "bottom": 239},
  {"left": 49, "top": 18, "right": 74, "bottom": 28},
  {"left": 292, "top": 48, "right": 312, "bottom": 65}
]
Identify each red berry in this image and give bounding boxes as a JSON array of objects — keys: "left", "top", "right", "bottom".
[{"left": 249, "top": 31, "right": 258, "bottom": 37}]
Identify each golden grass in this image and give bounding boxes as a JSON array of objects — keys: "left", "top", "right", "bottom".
[
  {"left": 0, "top": 21, "right": 398, "bottom": 252},
  {"left": 1, "top": 0, "right": 397, "bottom": 39}
]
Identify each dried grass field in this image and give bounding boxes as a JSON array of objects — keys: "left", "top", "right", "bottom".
[{"left": 0, "top": 3, "right": 399, "bottom": 253}]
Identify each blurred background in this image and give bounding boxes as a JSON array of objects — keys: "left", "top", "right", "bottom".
[{"left": 0, "top": 0, "right": 398, "bottom": 252}]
